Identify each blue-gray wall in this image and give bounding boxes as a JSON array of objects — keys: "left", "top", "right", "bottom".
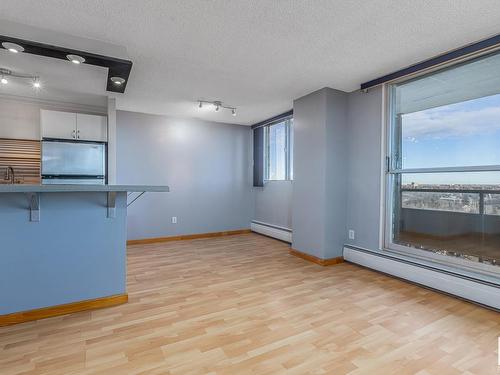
[
  {"left": 324, "top": 88, "right": 349, "bottom": 258},
  {"left": 0, "top": 192, "right": 127, "bottom": 315},
  {"left": 116, "top": 111, "right": 253, "bottom": 240},
  {"left": 292, "top": 88, "right": 348, "bottom": 259},
  {"left": 253, "top": 181, "right": 293, "bottom": 229},
  {"left": 345, "top": 87, "right": 383, "bottom": 251}
]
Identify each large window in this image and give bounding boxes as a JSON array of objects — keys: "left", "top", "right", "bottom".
[
  {"left": 386, "top": 50, "right": 500, "bottom": 271},
  {"left": 264, "top": 118, "right": 293, "bottom": 180}
]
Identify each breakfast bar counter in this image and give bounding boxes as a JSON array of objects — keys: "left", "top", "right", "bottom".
[
  {"left": 0, "top": 184, "right": 169, "bottom": 322},
  {"left": 0, "top": 184, "right": 170, "bottom": 193}
]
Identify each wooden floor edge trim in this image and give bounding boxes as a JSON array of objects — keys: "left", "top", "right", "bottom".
[
  {"left": 0, "top": 294, "right": 128, "bottom": 327},
  {"left": 127, "top": 229, "right": 252, "bottom": 245},
  {"left": 290, "top": 248, "right": 344, "bottom": 266}
]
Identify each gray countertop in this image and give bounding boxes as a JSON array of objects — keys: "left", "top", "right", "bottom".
[{"left": 0, "top": 184, "right": 170, "bottom": 193}]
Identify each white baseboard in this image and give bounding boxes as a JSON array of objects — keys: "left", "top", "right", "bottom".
[
  {"left": 251, "top": 221, "right": 292, "bottom": 243},
  {"left": 343, "top": 246, "right": 499, "bottom": 310}
]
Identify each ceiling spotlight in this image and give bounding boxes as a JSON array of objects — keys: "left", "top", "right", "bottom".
[
  {"left": 2, "top": 42, "right": 24, "bottom": 53},
  {"left": 1, "top": 77, "right": 7, "bottom": 85},
  {"left": 198, "top": 101, "right": 203, "bottom": 109},
  {"left": 232, "top": 108, "right": 236, "bottom": 116},
  {"left": 66, "top": 54, "right": 85, "bottom": 64},
  {"left": 215, "top": 105, "right": 220, "bottom": 112},
  {"left": 110, "top": 76, "right": 125, "bottom": 85},
  {"left": 32, "top": 77, "right": 41, "bottom": 89}
]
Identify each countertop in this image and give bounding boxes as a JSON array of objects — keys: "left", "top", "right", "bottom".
[{"left": 0, "top": 184, "right": 170, "bottom": 193}]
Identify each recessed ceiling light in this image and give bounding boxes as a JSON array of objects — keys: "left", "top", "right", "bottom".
[
  {"left": 110, "top": 76, "right": 125, "bottom": 85},
  {"left": 1, "top": 77, "right": 7, "bottom": 85},
  {"left": 2, "top": 42, "right": 24, "bottom": 53},
  {"left": 66, "top": 54, "right": 85, "bottom": 64}
]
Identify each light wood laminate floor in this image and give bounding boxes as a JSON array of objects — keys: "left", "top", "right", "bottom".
[{"left": 0, "top": 233, "right": 499, "bottom": 374}]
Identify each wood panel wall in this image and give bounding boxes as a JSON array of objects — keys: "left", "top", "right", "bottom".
[{"left": 0, "top": 138, "right": 41, "bottom": 184}]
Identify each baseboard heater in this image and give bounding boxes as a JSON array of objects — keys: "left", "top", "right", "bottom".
[
  {"left": 343, "top": 245, "right": 500, "bottom": 310},
  {"left": 251, "top": 221, "right": 292, "bottom": 243}
]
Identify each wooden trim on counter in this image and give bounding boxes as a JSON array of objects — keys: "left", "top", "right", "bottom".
[
  {"left": 0, "top": 294, "right": 128, "bottom": 327},
  {"left": 290, "top": 248, "right": 344, "bottom": 266},
  {"left": 127, "top": 229, "right": 252, "bottom": 245}
]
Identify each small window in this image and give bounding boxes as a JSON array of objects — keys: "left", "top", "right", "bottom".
[{"left": 264, "top": 118, "right": 293, "bottom": 181}]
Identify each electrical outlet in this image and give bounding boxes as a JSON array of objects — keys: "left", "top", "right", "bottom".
[
  {"left": 172, "top": 216, "right": 177, "bottom": 224},
  {"left": 348, "top": 229, "right": 355, "bottom": 240}
]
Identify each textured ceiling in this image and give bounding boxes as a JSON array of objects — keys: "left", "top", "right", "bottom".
[{"left": 1, "top": 0, "right": 500, "bottom": 125}]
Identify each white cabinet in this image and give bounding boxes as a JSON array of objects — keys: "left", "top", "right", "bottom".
[
  {"left": 40, "top": 110, "right": 77, "bottom": 140},
  {"left": 40, "top": 110, "right": 107, "bottom": 142},
  {"left": 76, "top": 114, "right": 107, "bottom": 142}
]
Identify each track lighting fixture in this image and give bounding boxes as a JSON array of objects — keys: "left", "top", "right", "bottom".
[
  {"left": 197, "top": 100, "right": 237, "bottom": 116},
  {"left": 2, "top": 42, "right": 24, "bottom": 53},
  {"left": 0, "top": 68, "right": 42, "bottom": 89}
]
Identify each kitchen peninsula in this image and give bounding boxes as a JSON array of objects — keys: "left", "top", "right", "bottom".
[{"left": 0, "top": 184, "right": 169, "bottom": 324}]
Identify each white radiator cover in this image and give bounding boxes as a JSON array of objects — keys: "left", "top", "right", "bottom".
[
  {"left": 344, "top": 246, "right": 499, "bottom": 310},
  {"left": 251, "top": 221, "right": 292, "bottom": 243}
]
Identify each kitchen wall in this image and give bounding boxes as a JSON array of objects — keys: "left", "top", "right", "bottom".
[
  {"left": 0, "top": 97, "right": 41, "bottom": 140},
  {"left": 116, "top": 110, "right": 253, "bottom": 240},
  {"left": 0, "top": 96, "right": 110, "bottom": 184},
  {"left": 0, "top": 96, "right": 107, "bottom": 141}
]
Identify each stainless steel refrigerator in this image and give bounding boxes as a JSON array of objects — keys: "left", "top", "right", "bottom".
[{"left": 41, "top": 140, "right": 106, "bottom": 184}]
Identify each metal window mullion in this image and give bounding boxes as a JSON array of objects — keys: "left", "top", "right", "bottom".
[
  {"left": 264, "top": 126, "right": 270, "bottom": 180},
  {"left": 285, "top": 120, "right": 291, "bottom": 180},
  {"left": 388, "top": 165, "right": 500, "bottom": 174}
]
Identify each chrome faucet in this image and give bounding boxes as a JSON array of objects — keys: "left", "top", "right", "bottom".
[{"left": 4, "top": 166, "right": 14, "bottom": 184}]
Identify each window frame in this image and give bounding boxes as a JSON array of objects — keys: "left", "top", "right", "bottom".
[
  {"left": 263, "top": 117, "right": 293, "bottom": 182},
  {"left": 383, "top": 54, "right": 500, "bottom": 278}
]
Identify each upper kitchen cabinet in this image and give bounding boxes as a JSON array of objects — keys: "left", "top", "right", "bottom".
[
  {"left": 40, "top": 110, "right": 108, "bottom": 142},
  {"left": 40, "top": 110, "right": 77, "bottom": 140},
  {"left": 76, "top": 114, "right": 108, "bottom": 142}
]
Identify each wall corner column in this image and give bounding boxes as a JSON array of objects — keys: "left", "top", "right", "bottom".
[{"left": 291, "top": 87, "right": 348, "bottom": 261}]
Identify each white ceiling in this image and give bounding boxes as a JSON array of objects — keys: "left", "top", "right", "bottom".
[{"left": 1, "top": 0, "right": 500, "bottom": 125}]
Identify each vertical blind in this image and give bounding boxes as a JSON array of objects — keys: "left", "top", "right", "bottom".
[{"left": 253, "top": 127, "right": 264, "bottom": 187}]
